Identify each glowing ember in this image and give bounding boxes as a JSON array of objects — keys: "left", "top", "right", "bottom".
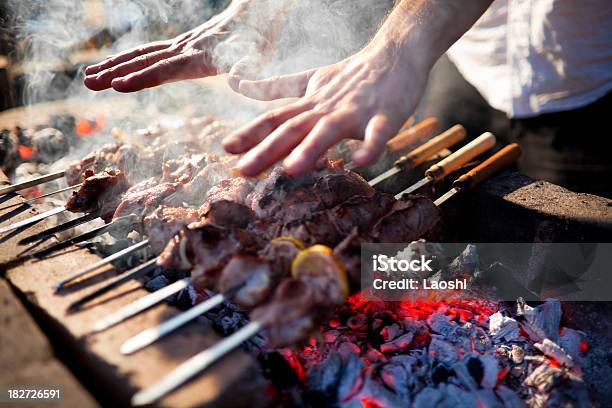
[
  {"left": 263, "top": 296, "right": 590, "bottom": 406},
  {"left": 18, "top": 145, "right": 35, "bottom": 160}
]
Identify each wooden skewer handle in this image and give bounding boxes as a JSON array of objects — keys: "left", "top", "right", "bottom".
[
  {"left": 386, "top": 117, "right": 439, "bottom": 154},
  {"left": 452, "top": 143, "right": 522, "bottom": 190},
  {"left": 394, "top": 124, "right": 466, "bottom": 171},
  {"left": 425, "top": 132, "right": 496, "bottom": 182}
]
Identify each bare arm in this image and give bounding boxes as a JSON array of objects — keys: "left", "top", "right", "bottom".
[{"left": 225, "top": 0, "right": 493, "bottom": 176}]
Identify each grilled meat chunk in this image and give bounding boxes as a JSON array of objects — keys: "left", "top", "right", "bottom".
[
  {"left": 370, "top": 195, "right": 441, "bottom": 243},
  {"left": 281, "top": 193, "right": 396, "bottom": 246},
  {"left": 200, "top": 177, "right": 256, "bottom": 213},
  {"left": 65, "top": 143, "right": 121, "bottom": 185},
  {"left": 218, "top": 239, "right": 302, "bottom": 308},
  {"left": 161, "top": 153, "right": 213, "bottom": 184},
  {"left": 252, "top": 279, "right": 333, "bottom": 347},
  {"left": 158, "top": 224, "right": 263, "bottom": 289},
  {"left": 200, "top": 200, "right": 256, "bottom": 229},
  {"left": 143, "top": 206, "right": 200, "bottom": 253},
  {"left": 65, "top": 169, "right": 129, "bottom": 213},
  {"left": 218, "top": 255, "right": 273, "bottom": 309},
  {"left": 112, "top": 182, "right": 182, "bottom": 220},
  {"left": 246, "top": 162, "right": 370, "bottom": 221}
]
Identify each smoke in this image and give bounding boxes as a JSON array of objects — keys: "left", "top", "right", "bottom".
[{"left": 4, "top": 0, "right": 393, "bottom": 132}]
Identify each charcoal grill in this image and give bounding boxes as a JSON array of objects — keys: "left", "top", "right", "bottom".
[{"left": 1, "top": 102, "right": 611, "bottom": 407}]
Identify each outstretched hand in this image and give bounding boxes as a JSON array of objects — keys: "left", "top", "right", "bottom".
[
  {"left": 223, "top": 46, "right": 428, "bottom": 177},
  {"left": 84, "top": 1, "right": 271, "bottom": 93}
]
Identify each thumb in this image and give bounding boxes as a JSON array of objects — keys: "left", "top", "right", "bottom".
[
  {"left": 227, "top": 55, "right": 261, "bottom": 92},
  {"left": 235, "top": 68, "right": 316, "bottom": 101}
]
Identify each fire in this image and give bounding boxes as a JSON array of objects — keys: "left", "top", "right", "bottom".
[
  {"left": 18, "top": 145, "right": 35, "bottom": 160},
  {"left": 76, "top": 115, "right": 106, "bottom": 137},
  {"left": 360, "top": 396, "right": 382, "bottom": 408}
]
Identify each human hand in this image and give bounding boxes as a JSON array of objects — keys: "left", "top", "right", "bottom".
[
  {"left": 223, "top": 45, "right": 429, "bottom": 177},
  {"left": 83, "top": 0, "right": 272, "bottom": 92}
]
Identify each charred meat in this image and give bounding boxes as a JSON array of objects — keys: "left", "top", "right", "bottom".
[
  {"left": 65, "top": 169, "right": 129, "bottom": 213},
  {"left": 142, "top": 206, "right": 200, "bottom": 253}
]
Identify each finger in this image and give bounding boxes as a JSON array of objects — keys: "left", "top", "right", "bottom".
[
  {"left": 284, "top": 111, "right": 355, "bottom": 176},
  {"left": 110, "top": 51, "right": 215, "bottom": 92},
  {"left": 352, "top": 113, "right": 398, "bottom": 167},
  {"left": 84, "top": 41, "right": 170, "bottom": 75},
  {"left": 237, "top": 69, "right": 316, "bottom": 101},
  {"left": 227, "top": 55, "right": 260, "bottom": 92},
  {"left": 222, "top": 102, "right": 311, "bottom": 154},
  {"left": 236, "top": 111, "right": 322, "bottom": 177},
  {"left": 84, "top": 49, "right": 176, "bottom": 91}
]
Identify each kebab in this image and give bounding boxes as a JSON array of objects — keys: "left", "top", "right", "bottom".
[
  {"left": 53, "top": 120, "right": 442, "bottom": 292},
  {"left": 68, "top": 159, "right": 376, "bottom": 311},
  {"left": 0, "top": 116, "right": 230, "bottom": 233},
  {"left": 120, "top": 181, "right": 441, "bottom": 354},
  {"left": 92, "top": 131, "right": 494, "bottom": 335},
  {"left": 131, "top": 143, "right": 522, "bottom": 407},
  {"left": 117, "top": 133, "right": 494, "bottom": 352}
]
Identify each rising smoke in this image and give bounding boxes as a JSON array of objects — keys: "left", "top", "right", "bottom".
[{"left": 5, "top": 0, "right": 392, "bottom": 112}]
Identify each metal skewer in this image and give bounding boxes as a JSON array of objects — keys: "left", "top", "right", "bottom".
[
  {"left": 398, "top": 132, "right": 496, "bottom": 196},
  {"left": 132, "top": 321, "right": 262, "bottom": 406},
  {"left": 54, "top": 239, "right": 150, "bottom": 291},
  {"left": 18, "top": 211, "right": 101, "bottom": 245},
  {"left": 0, "top": 206, "right": 66, "bottom": 235},
  {"left": 133, "top": 143, "right": 523, "bottom": 405},
  {"left": 121, "top": 293, "right": 225, "bottom": 354},
  {"left": 0, "top": 183, "right": 82, "bottom": 212},
  {"left": 67, "top": 258, "right": 158, "bottom": 313},
  {"left": 29, "top": 214, "right": 138, "bottom": 259},
  {"left": 0, "top": 170, "right": 65, "bottom": 197},
  {"left": 368, "top": 124, "right": 467, "bottom": 187},
  {"left": 92, "top": 277, "right": 191, "bottom": 333}
]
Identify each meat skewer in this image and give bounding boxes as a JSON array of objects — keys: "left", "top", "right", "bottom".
[
  {"left": 131, "top": 143, "right": 522, "bottom": 406},
  {"left": 0, "top": 183, "right": 82, "bottom": 212},
  {"left": 0, "top": 169, "right": 130, "bottom": 235},
  {"left": 119, "top": 189, "right": 435, "bottom": 354},
  {"left": 400, "top": 132, "right": 496, "bottom": 195},
  {"left": 368, "top": 124, "right": 466, "bottom": 186},
  {"left": 67, "top": 116, "right": 438, "bottom": 281},
  {"left": 69, "top": 161, "right": 370, "bottom": 311},
  {"left": 94, "top": 134, "right": 489, "bottom": 333}
]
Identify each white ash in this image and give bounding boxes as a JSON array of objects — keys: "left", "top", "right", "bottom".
[
  {"left": 489, "top": 312, "right": 520, "bottom": 342},
  {"left": 517, "top": 298, "right": 562, "bottom": 342}
]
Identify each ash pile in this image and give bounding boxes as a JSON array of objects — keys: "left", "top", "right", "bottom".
[
  {"left": 187, "top": 245, "right": 592, "bottom": 408},
  {"left": 249, "top": 296, "right": 590, "bottom": 407}
]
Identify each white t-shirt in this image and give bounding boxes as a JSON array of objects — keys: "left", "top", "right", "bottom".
[{"left": 447, "top": 0, "right": 612, "bottom": 118}]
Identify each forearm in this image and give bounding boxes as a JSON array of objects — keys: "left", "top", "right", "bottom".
[{"left": 369, "top": 0, "right": 493, "bottom": 70}]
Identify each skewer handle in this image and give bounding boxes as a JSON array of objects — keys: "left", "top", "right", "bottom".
[
  {"left": 0, "top": 170, "right": 65, "bottom": 196},
  {"left": 425, "top": 132, "right": 496, "bottom": 182},
  {"left": 452, "top": 143, "right": 522, "bottom": 191},
  {"left": 386, "top": 117, "right": 439, "bottom": 154},
  {"left": 394, "top": 124, "right": 466, "bottom": 171}
]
